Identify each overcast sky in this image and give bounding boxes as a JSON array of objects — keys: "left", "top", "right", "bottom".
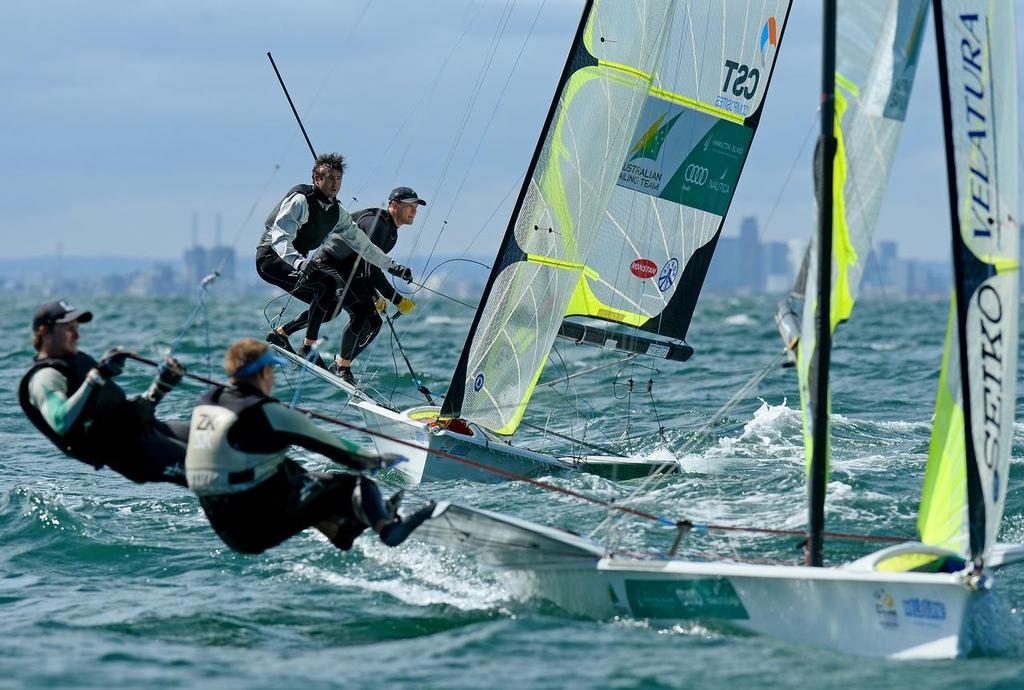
[{"left": 2, "top": 0, "right": 1022, "bottom": 264}]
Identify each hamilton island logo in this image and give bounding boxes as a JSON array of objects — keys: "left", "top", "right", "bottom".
[{"left": 473, "top": 372, "right": 485, "bottom": 392}]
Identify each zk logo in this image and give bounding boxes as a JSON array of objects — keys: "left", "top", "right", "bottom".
[
  {"left": 684, "top": 164, "right": 708, "bottom": 185},
  {"left": 722, "top": 60, "right": 760, "bottom": 100}
]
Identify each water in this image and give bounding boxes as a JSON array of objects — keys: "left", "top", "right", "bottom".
[{"left": 3, "top": 291, "right": 1024, "bottom": 689}]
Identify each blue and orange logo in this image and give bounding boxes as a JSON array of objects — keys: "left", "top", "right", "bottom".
[{"left": 759, "top": 17, "right": 778, "bottom": 66}]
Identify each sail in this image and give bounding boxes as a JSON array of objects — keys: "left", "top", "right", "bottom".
[
  {"left": 918, "top": 1, "right": 1019, "bottom": 563},
  {"left": 565, "top": 2, "right": 792, "bottom": 342},
  {"left": 798, "top": 0, "right": 930, "bottom": 476},
  {"left": 444, "top": 0, "right": 793, "bottom": 435}
]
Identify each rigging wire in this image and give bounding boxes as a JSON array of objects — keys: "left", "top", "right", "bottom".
[
  {"left": 124, "top": 351, "right": 910, "bottom": 549},
  {"left": 590, "top": 349, "right": 789, "bottom": 545}
]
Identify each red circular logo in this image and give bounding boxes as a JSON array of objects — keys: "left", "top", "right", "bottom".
[{"left": 630, "top": 259, "right": 658, "bottom": 279}]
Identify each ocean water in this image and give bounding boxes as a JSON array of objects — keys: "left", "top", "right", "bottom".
[{"left": 3, "top": 290, "right": 1024, "bottom": 689}]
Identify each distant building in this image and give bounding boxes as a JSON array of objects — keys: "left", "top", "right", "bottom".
[
  {"left": 184, "top": 243, "right": 236, "bottom": 286},
  {"left": 704, "top": 216, "right": 950, "bottom": 297}
]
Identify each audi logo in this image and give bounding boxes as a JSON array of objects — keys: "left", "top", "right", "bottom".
[{"left": 684, "top": 164, "right": 709, "bottom": 185}]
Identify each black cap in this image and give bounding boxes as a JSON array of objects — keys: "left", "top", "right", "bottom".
[
  {"left": 388, "top": 187, "right": 427, "bottom": 206},
  {"left": 32, "top": 299, "right": 93, "bottom": 330}
]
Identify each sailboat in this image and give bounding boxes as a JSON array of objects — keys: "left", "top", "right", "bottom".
[
  {"left": 415, "top": 0, "right": 1024, "bottom": 659},
  {"left": 350, "top": 0, "right": 795, "bottom": 483}
]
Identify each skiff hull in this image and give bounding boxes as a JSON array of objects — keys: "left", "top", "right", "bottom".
[
  {"left": 353, "top": 401, "right": 574, "bottom": 483},
  {"left": 354, "top": 401, "right": 681, "bottom": 483},
  {"left": 420, "top": 503, "right": 993, "bottom": 659}
]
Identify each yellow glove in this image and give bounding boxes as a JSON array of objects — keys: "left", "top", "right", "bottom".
[
  {"left": 375, "top": 297, "right": 388, "bottom": 313},
  {"left": 397, "top": 297, "right": 415, "bottom": 315}
]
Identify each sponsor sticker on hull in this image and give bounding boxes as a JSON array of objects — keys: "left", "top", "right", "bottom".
[{"left": 625, "top": 578, "right": 749, "bottom": 620}]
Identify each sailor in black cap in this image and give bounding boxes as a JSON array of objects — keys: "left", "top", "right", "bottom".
[
  {"left": 316, "top": 186, "right": 426, "bottom": 385},
  {"left": 185, "top": 338, "right": 434, "bottom": 554},
  {"left": 18, "top": 299, "right": 190, "bottom": 485}
]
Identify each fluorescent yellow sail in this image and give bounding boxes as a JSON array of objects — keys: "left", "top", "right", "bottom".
[
  {"left": 917, "top": 300, "right": 968, "bottom": 552},
  {"left": 797, "top": 1, "right": 929, "bottom": 474}
]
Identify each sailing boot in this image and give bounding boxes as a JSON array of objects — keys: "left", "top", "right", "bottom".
[
  {"left": 266, "top": 329, "right": 296, "bottom": 354},
  {"left": 379, "top": 502, "right": 437, "bottom": 547},
  {"left": 329, "top": 360, "right": 357, "bottom": 385},
  {"left": 297, "top": 343, "right": 329, "bottom": 370}
]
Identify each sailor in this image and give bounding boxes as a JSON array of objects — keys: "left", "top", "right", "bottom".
[
  {"left": 258, "top": 153, "right": 415, "bottom": 367},
  {"left": 319, "top": 186, "right": 424, "bottom": 385},
  {"left": 18, "top": 299, "right": 189, "bottom": 486},
  {"left": 185, "top": 337, "right": 434, "bottom": 554}
]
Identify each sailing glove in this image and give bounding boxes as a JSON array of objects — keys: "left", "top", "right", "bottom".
[
  {"left": 397, "top": 298, "right": 415, "bottom": 315},
  {"left": 374, "top": 297, "right": 388, "bottom": 313},
  {"left": 142, "top": 357, "right": 186, "bottom": 404},
  {"left": 388, "top": 264, "right": 414, "bottom": 283},
  {"left": 96, "top": 346, "right": 129, "bottom": 378}
]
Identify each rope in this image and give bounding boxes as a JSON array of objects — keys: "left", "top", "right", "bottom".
[{"left": 124, "top": 351, "right": 910, "bottom": 549}]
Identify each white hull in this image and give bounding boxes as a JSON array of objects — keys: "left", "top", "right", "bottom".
[
  {"left": 506, "top": 557, "right": 976, "bottom": 659},
  {"left": 354, "top": 400, "right": 574, "bottom": 483},
  {"left": 421, "top": 503, "right": 994, "bottom": 659},
  {"left": 354, "top": 400, "right": 680, "bottom": 484}
]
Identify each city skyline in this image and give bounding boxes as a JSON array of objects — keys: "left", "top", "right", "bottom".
[{"left": 3, "top": 2, "right": 1023, "bottom": 264}]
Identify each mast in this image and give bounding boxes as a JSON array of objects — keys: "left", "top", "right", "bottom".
[{"left": 807, "top": 0, "right": 837, "bottom": 568}]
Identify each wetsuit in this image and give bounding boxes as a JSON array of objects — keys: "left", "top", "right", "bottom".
[
  {"left": 186, "top": 384, "right": 425, "bottom": 554},
  {"left": 321, "top": 208, "right": 404, "bottom": 361},
  {"left": 18, "top": 352, "right": 188, "bottom": 485},
  {"left": 256, "top": 185, "right": 400, "bottom": 341}
]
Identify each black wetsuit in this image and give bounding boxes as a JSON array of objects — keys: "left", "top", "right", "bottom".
[
  {"left": 18, "top": 352, "right": 188, "bottom": 486},
  {"left": 186, "top": 384, "right": 397, "bottom": 554},
  {"left": 323, "top": 208, "right": 404, "bottom": 360}
]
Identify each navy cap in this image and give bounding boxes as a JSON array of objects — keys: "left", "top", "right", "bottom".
[
  {"left": 388, "top": 187, "right": 427, "bottom": 206},
  {"left": 32, "top": 299, "right": 93, "bottom": 330}
]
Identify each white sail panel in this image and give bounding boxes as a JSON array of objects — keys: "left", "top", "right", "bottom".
[
  {"left": 921, "top": 2, "right": 1019, "bottom": 562},
  {"left": 443, "top": 1, "right": 676, "bottom": 434},
  {"left": 565, "top": 1, "right": 792, "bottom": 342},
  {"left": 798, "top": 0, "right": 929, "bottom": 472}
]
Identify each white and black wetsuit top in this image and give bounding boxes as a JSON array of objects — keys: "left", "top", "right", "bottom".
[
  {"left": 257, "top": 184, "right": 398, "bottom": 272},
  {"left": 18, "top": 352, "right": 131, "bottom": 467},
  {"left": 185, "top": 384, "right": 383, "bottom": 496}
]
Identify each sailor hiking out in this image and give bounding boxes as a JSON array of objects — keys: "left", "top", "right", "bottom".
[
  {"left": 18, "top": 299, "right": 189, "bottom": 486},
  {"left": 319, "top": 186, "right": 424, "bottom": 384},
  {"left": 257, "top": 153, "right": 414, "bottom": 368},
  {"left": 185, "top": 338, "right": 434, "bottom": 554}
]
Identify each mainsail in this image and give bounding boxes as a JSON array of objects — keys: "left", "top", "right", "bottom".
[
  {"left": 798, "top": 0, "right": 929, "bottom": 485},
  {"left": 917, "top": 1, "right": 1019, "bottom": 563},
  {"left": 444, "top": 0, "right": 793, "bottom": 435}
]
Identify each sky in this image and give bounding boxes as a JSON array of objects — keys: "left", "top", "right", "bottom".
[{"left": 1, "top": 0, "right": 1022, "bottom": 265}]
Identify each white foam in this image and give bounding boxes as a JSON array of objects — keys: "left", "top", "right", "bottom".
[
  {"left": 290, "top": 541, "right": 508, "bottom": 611},
  {"left": 722, "top": 314, "right": 755, "bottom": 327}
]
